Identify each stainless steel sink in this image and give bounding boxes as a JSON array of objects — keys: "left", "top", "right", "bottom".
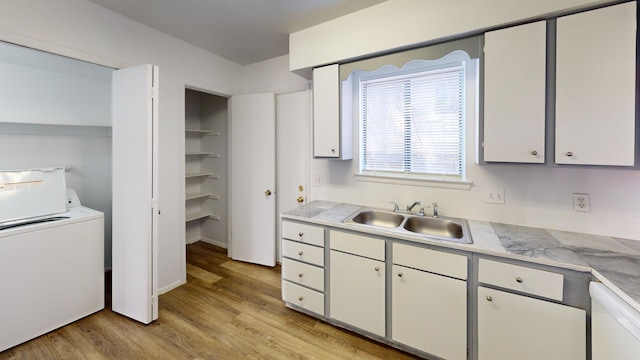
[
  {"left": 403, "top": 216, "right": 464, "bottom": 239},
  {"left": 344, "top": 209, "right": 472, "bottom": 244},
  {"left": 349, "top": 210, "right": 405, "bottom": 228}
]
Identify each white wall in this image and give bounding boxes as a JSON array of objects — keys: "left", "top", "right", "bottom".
[
  {"left": 242, "top": 55, "right": 309, "bottom": 94},
  {"left": 295, "top": 0, "right": 640, "bottom": 241},
  {"left": 0, "top": 0, "right": 243, "bottom": 292}
]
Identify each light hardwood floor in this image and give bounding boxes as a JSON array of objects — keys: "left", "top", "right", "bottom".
[{"left": 1, "top": 241, "right": 417, "bottom": 359}]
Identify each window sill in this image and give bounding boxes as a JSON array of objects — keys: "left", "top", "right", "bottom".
[{"left": 355, "top": 173, "right": 473, "bottom": 190}]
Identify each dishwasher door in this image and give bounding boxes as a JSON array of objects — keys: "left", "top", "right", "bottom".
[{"left": 590, "top": 282, "right": 640, "bottom": 360}]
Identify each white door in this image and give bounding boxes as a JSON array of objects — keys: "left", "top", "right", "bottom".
[
  {"left": 483, "top": 21, "right": 546, "bottom": 163},
  {"left": 330, "top": 250, "right": 385, "bottom": 336},
  {"left": 555, "top": 2, "right": 636, "bottom": 166},
  {"left": 477, "top": 286, "right": 586, "bottom": 360},
  {"left": 112, "top": 64, "right": 159, "bottom": 324},
  {"left": 229, "top": 93, "right": 276, "bottom": 266},
  {"left": 392, "top": 265, "right": 467, "bottom": 360},
  {"left": 276, "top": 90, "right": 309, "bottom": 261},
  {"left": 312, "top": 64, "right": 340, "bottom": 158}
]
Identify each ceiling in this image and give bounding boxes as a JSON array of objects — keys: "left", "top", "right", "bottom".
[{"left": 86, "top": 0, "right": 386, "bottom": 65}]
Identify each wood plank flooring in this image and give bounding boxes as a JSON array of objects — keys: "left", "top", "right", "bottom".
[{"left": 1, "top": 241, "right": 417, "bottom": 359}]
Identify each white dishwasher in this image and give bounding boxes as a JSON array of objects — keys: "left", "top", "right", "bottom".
[{"left": 590, "top": 282, "right": 640, "bottom": 360}]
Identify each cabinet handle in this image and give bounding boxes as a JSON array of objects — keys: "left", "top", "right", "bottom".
[
  {"left": 264, "top": 189, "right": 272, "bottom": 196},
  {"left": 565, "top": 151, "right": 573, "bottom": 157},
  {"left": 298, "top": 232, "right": 304, "bottom": 237},
  {"left": 298, "top": 273, "right": 303, "bottom": 278},
  {"left": 486, "top": 295, "right": 493, "bottom": 302},
  {"left": 531, "top": 150, "right": 538, "bottom": 156},
  {"left": 397, "top": 272, "right": 403, "bottom": 277},
  {"left": 331, "top": 148, "right": 336, "bottom": 153},
  {"left": 298, "top": 296, "right": 304, "bottom": 301},
  {"left": 298, "top": 251, "right": 303, "bottom": 256},
  {"left": 516, "top": 276, "right": 523, "bottom": 283},
  {"left": 374, "top": 267, "right": 380, "bottom": 272}
]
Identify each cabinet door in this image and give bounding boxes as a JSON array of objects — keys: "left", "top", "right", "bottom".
[
  {"left": 556, "top": 2, "right": 636, "bottom": 166},
  {"left": 484, "top": 21, "right": 546, "bottom": 163},
  {"left": 313, "top": 64, "right": 341, "bottom": 158},
  {"left": 392, "top": 265, "right": 467, "bottom": 360},
  {"left": 330, "top": 250, "right": 385, "bottom": 336},
  {"left": 478, "top": 286, "right": 586, "bottom": 360}
]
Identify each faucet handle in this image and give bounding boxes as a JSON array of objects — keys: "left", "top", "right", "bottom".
[{"left": 390, "top": 201, "right": 400, "bottom": 212}]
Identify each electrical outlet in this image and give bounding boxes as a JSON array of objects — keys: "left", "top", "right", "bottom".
[
  {"left": 484, "top": 188, "right": 505, "bottom": 204},
  {"left": 573, "top": 193, "right": 590, "bottom": 212},
  {"left": 313, "top": 174, "right": 323, "bottom": 187}
]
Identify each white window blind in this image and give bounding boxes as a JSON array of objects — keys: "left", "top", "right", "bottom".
[{"left": 360, "top": 64, "right": 465, "bottom": 177}]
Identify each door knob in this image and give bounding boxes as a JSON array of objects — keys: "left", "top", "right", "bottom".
[
  {"left": 297, "top": 196, "right": 304, "bottom": 203},
  {"left": 264, "top": 189, "right": 272, "bottom": 196}
]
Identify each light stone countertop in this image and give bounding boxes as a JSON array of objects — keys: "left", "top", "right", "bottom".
[{"left": 282, "top": 200, "right": 640, "bottom": 312}]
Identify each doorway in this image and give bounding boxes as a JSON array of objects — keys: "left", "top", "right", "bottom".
[{"left": 184, "top": 89, "right": 229, "bottom": 248}]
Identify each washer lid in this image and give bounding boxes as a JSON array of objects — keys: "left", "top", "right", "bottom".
[{"left": 0, "top": 167, "right": 68, "bottom": 224}]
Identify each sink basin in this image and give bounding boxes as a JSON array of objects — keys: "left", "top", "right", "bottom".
[
  {"left": 403, "top": 216, "right": 464, "bottom": 239},
  {"left": 344, "top": 208, "right": 472, "bottom": 244},
  {"left": 349, "top": 210, "right": 404, "bottom": 228}
]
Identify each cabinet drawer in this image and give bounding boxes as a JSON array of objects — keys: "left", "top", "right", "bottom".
[
  {"left": 282, "top": 280, "right": 324, "bottom": 316},
  {"left": 282, "top": 258, "right": 324, "bottom": 291},
  {"left": 478, "top": 259, "right": 564, "bottom": 301},
  {"left": 282, "top": 240, "right": 324, "bottom": 266},
  {"left": 282, "top": 221, "right": 324, "bottom": 246},
  {"left": 393, "top": 243, "right": 467, "bottom": 280},
  {"left": 329, "top": 230, "right": 385, "bottom": 261}
]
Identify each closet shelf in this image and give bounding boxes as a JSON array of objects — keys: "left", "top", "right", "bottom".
[
  {"left": 185, "top": 128, "right": 212, "bottom": 135},
  {"left": 185, "top": 129, "right": 221, "bottom": 136},
  {"left": 185, "top": 172, "right": 213, "bottom": 178},
  {"left": 185, "top": 192, "right": 214, "bottom": 201},
  {"left": 185, "top": 211, "right": 213, "bottom": 223}
]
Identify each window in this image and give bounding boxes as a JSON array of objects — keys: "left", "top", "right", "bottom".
[
  {"left": 360, "top": 63, "right": 465, "bottom": 178},
  {"left": 343, "top": 50, "right": 477, "bottom": 186}
]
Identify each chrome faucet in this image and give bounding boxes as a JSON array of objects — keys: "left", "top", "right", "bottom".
[
  {"left": 432, "top": 202, "right": 439, "bottom": 218},
  {"left": 407, "top": 201, "right": 421, "bottom": 212}
]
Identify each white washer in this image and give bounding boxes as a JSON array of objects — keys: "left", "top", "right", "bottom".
[{"left": 0, "top": 168, "right": 104, "bottom": 351}]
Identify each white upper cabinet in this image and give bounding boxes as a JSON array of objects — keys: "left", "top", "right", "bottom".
[
  {"left": 312, "top": 64, "right": 352, "bottom": 159},
  {"left": 556, "top": 2, "right": 637, "bottom": 166},
  {"left": 484, "top": 21, "right": 547, "bottom": 163}
]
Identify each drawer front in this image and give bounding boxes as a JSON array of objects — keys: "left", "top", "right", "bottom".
[
  {"left": 282, "top": 221, "right": 324, "bottom": 246},
  {"left": 393, "top": 243, "right": 467, "bottom": 280},
  {"left": 282, "top": 258, "right": 324, "bottom": 291},
  {"left": 282, "top": 280, "right": 324, "bottom": 316},
  {"left": 329, "top": 230, "right": 385, "bottom": 261},
  {"left": 478, "top": 259, "right": 564, "bottom": 301},
  {"left": 282, "top": 240, "right": 324, "bottom": 266}
]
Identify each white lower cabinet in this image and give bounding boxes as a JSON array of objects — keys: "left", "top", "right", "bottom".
[
  {"left": 330, "top": 249, "right": 385, "bottom": 337},
  {"left": 281, "top": 221, "right": 325, "bottom": 316},
  {"left": 392, "top": 264, "right": 467, "bottom": 360},
  {"left": 477, "top": 286, "right": 586, "bottom": 360},
  {"left": 282, "top": 220, "right": 590, "bottom": 360}
]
